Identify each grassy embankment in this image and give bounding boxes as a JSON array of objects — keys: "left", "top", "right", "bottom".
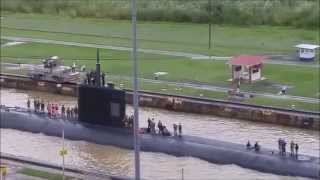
[
  {"left": 1, "top": 42, "right": 319, "bottom": 111},
  {"left": 0, "top": 13, "right": 319, "bottom": 111},
  {"left": 2, "top": 42, "right": 319, "bottom": 97}
]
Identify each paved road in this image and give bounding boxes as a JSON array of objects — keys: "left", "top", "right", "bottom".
[
  {"left": 1, "top": 36, "right": 225, "bottom": 59},
  {"left": 2, "top": 36, "right": 319, "bottom": 68},
  {"left": 1, "top": 41, "right": 26, "bottom": 48}
]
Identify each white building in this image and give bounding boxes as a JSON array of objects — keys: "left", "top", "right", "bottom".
[
  {"left": 294, "top": 44, "right": 319, "bottom": 61},
  {"left": 229, "top": 55, "right": 267, "bottom": 83}
]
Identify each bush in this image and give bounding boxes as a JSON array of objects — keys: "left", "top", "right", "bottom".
[{"left": 1, "top": 0, "right": 318, "bottom": 28}]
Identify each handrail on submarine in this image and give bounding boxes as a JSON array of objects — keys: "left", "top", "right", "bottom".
[{"left": 1, "top": 73, "right": 319, "bottom": 116}]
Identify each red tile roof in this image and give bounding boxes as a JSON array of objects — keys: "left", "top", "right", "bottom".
[{"left": 230, "top": 55, "right": 267, "bottom": 66}]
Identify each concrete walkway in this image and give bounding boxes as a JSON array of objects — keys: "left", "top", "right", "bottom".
[
  {"left": 2, "top": 36, "right": 319, "bottom": 68},
  {"left": 1, "top": 41, "right": 26, "bottom": 48}
]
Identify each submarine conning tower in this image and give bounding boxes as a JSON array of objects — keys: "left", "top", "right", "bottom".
[{"left": 78, "top": 49, "right": 126, "bottom": 128}]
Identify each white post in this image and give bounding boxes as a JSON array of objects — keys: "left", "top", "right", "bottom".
[{"left": 131, "top": 0, "right": 140, "bottom": 179}]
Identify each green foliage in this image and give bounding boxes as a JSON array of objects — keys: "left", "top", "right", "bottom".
[
  {"left": 19, "top": 168, "right": 72, "bottom": 180},
  {"left": 1, "top": 0, "right": 319, "bottom": 28}
]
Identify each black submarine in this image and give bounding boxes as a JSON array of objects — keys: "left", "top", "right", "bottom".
[{"left": 1, "top": 50, "right": 319, "bottom": 179}]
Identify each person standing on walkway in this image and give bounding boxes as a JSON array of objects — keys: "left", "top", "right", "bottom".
[
  {"left": 295, "top": 143, "right": 299, "bottom": 158},
  {"left": 41, "top": 100, "right": 45, "bottom": 112},
  {"left": 178, "top": 123, "right": 182, "bottom": 137},
  {"left": 70, "top": 107, "right": 74, "bottom": 118},
  {"left": 278, "top": 138, "right": 282, "bottom": 155},
  {"left": 33, "top": 99, "right": 37, "bottom": 112},
  {"left": 151, "top": 120, "right": 155, "bottom": 134},
  {"left": 102, "top": 72, "right": 106, "bottom": 86},
  {"left": 246, "top": 141, "right": 251, "bottom": 150},
  {"left": 173, "top": 123, "right": 177, "bottom": 136},
  {"left": 157, "top": 120, "right": 163, "bottom": 134},
  {"left": 281, "top": 86, "right": 287, "bottom": 95},
  {"left": 27, "top": 99, "right": 30, "bottom": 110},
  {"left": 61, "top": 105, "right": 66, "bottom": 118},
  {"left": 36, "top": 99, "right": 40, "bottom": 112},
  {"left": 47, "top": 103, "right": 51, "bottom": 116},
  {"left": 66, "top": 107, "right": 70, "bottom": 119},
  {"left": 283, "top": 139, "right": 287, "bottom": 156},
  {"left": 147, "top": 118, "right": 151, "bottom": 133},
  {"left": 51, "top": 104, "right": 56, "bottom": 118},
  {"left": 74, "top": 106, "right": 78, "bottom": 119},
  {"left": 55, "top": 104, "right": 59, "bottom": 115},
  {"left": 290, "top": 141, "right": 295, "bottom": 156}
]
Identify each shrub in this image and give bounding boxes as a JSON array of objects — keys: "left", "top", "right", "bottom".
[{"left": 1, "top": 0, "right": 318, "bottom": 28}]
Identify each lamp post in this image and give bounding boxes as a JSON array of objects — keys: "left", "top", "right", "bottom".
[
  {"left": 59, "top": 127, "right": 66, "bottom": 180},
  {"left": 62, "top": 128, "right": 65, "bottom": 180},
  {"left": 208, "top": 0, "right": 213, "bottom": 50},
  {"left": 131, "top": 0, "right": 141, "bottom": 179}
]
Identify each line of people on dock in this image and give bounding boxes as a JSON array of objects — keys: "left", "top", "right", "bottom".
[
  {"left": 278, "top": 138, "right": 299, "bottom": 158},
  {"left": 27, "top": 98, "right": 78, "bottom": 120}
]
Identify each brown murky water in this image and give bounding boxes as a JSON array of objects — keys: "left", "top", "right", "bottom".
[{"left": 1, "top": 88, "right": 318, "bottom": 180}]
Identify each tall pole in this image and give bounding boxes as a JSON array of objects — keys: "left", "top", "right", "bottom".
[
  {"left": 209, "top": 23, "right": 212, "bottom": 49},
  {"left": 131, "top": 0, "right": 140, "bottom": 179},
  {"left": 208, "top": 0, "right": 213, "bottom": 50},
  {"left": 181, "top": 168, "right": 184, "bottom": 180},
  {"left": 62, "top": 128, "right": 65, "bottom": 180}
]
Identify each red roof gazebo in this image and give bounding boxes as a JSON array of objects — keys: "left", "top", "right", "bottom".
[{"left": 229, "top": 55, "right": 268, "bottom": 83}]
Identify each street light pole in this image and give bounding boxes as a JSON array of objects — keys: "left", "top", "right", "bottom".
[
  {"left": 131, "top": 0, "right": 140, "bottom": 179},
  {"left": 62, "top": 128, "right": 65, "bottom": 180},
  {"left": 209, "top": 23, "right": 212, "bottom": 49},
  {"left": 208, "top": 0, "right": 213, "bottom": 50}
]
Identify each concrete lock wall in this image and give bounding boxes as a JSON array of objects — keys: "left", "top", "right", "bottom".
[
  {"left": 124, "top": 93, "right": 319, "bottom": 130},
  {"left": 0, "top": 75, "right": 319, "bottom": 130}
]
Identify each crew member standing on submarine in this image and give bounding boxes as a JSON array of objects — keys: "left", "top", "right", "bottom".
[
  {"left": 27, "top": 99, "right": 30, "bottom": 110},
  {"left": 178, "top": 123, "right": 182, "bottom": 137}
]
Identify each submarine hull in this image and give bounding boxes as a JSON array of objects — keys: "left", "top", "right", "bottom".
[{"left": 1, "top": 109, "right": 319, "bottom": 179}]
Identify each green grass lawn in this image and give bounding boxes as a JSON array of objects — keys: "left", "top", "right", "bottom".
[
  {"left": 1, "top": 42, "right": 319, "bottom": 99},
  {"left": 19, "top": 168, "right": 73, "bottom": 180},
  {"left": 1, "top": 12, "right": 319, "bottom": 56}
]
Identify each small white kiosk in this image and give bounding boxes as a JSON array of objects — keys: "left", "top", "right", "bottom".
[
  {"left": 294, "top": 44, "right": 319, "bottom": 61},
  {"left": 230, "top": 55, "right": 267, "bottom": 83}
]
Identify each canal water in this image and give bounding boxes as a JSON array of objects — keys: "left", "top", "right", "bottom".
[{"left": 0, "top": 88, "right": 318, "bottom": 180}]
